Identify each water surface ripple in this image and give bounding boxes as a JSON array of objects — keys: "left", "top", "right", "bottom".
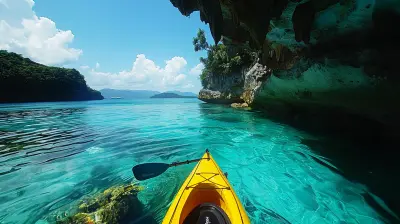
[{"left": 0, "top": 99, "right": 394, "bottom": 223}]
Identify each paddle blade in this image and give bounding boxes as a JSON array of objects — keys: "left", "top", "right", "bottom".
[{"left": 132, "top": 163, "right": 169, "bottom": 180}]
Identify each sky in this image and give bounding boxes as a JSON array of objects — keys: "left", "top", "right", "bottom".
[{"left": 0, "top": 0, "right": 213, "bottom": 93}]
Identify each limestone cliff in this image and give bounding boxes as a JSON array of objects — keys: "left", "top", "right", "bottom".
[{"left": 170, "top": 0, "right": 400, "bottom": 128}]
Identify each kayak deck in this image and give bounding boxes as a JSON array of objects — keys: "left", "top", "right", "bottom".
[{"left": 162, "top": 151, "right": 250, "bottom": 224}]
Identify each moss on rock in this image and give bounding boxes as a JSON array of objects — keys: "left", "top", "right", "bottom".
[
  {"left": 57, "top": 184, "right": 143, "bottom": 224},
  {"left": 231, "top": 102, "right": 251, "bottom": 110},
  {"left": 57, "top": 213, "right": 95, "bottom": 224}
]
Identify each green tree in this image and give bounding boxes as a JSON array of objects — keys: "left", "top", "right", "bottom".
[
  {"left": 192, "top": 29, "right": 257, "bottom": 88},
  {"left": 0, "top": 50, "right": 103, "bottom": 103},
  {"left": 193, "top": 29, "right": 210, "bottom": 52}
]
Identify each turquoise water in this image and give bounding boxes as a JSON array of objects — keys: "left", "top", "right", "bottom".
[{"left": 0, "top": 99, "right": 394, "bottom": 223}]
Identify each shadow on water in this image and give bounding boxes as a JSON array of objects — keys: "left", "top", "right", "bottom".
[
  {"left": 254, "top": 102, "right": 400, "bottom": 222},
  {"left": 198, "top": 103, "right": 253, "bottom": 123}
]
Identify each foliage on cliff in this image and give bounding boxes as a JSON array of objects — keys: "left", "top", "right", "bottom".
[
  {"left": 193, "top": 29, "right": 257, "bottom": 87},
  {"left": 0, "top": 50, "right": 103, "bottom": 103}
]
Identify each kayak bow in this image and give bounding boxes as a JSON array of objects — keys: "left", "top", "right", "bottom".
[{"left": 162, "top": 150, "right": 250, "bottom": 224}]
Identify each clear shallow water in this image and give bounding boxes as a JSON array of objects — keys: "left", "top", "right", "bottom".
[{"left": 0, "top": 99, "right": 394, "bottom": 223}]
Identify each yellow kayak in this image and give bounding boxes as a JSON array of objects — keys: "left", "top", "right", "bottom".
[{"left": 162, "top": 150, "right": 250, "bottom": 224}]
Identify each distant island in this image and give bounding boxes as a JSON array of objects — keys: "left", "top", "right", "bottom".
[
  {"left": 164, "top": 91, "right": 197, "bottom": 97},
  {"left": 100, "top": 89, "right": 160, "bottom": 99},
  {"left": 0, "top": 50, "right": 103, "bottom": 103},
  {"left": 150, "top": 92, "right": 197, "bottom": 98},
  {"left": 100, "top": 89, "right": 197, "bottom": 99}
]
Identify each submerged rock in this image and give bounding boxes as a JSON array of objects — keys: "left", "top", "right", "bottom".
[
  {"left": 198, "top": 89, "right": 242, "bottom": 104},
  {"left": 231, "top": 102, "right": 250, "bottom": 109},
  {"left": 56, "top": 184, "right": 143, "bottom": 224},
  {"left": 57, "top": 213, "right": 94, "bottom": 224}
]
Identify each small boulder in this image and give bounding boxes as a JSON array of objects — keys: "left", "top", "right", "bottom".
[
  {"left": 231, "top": 102, "right": 250, "bottom": 109},
  {"left": 56, "top": 184, "right": 143, "bottom": 224}
]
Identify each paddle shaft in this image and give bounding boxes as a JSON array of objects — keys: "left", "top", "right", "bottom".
[
  {"left": 132, "top": 150, "right": 211, "bottom": 180},
  {"left": 169, "top": 158, "right": 203, "bottom": 167}
]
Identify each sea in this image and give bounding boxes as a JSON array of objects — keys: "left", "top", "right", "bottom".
[{"left": 0, "top": 99, "right": 398, "bottom": 223}]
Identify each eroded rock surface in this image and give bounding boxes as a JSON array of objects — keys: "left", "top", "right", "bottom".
[
  {"left": 54, "top": 184, "right": 143, "bottom": 224},
  {"left": 186, "top": 0, "right": 400, "bottom": 127},
  {"left": 199, "top": 62, "right": 270, "bottom": 104},
  {"left": 231, "top": 102, "right": 250, "bottom": 109}
]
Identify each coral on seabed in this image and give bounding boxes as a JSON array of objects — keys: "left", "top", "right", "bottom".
[
  {"left": 56, "top": 184, "right": 143, "bottom": 224},
  {"left": 57, "top": 213, "right": 95, "bottom": 224}
]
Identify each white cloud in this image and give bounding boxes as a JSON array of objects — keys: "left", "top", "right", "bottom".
[
  {"left": 189, "top": 63, "right": 204, "bottom": 75},
  {"left": 25, "top": 0, "right": 34, "bottom": 8},
  {"left": 0, "top": 0, "right": 201, "bottom": 93},
  {"left": 182, "top": 83, "right": 195, "bottom": 89},
  {"left": 165, "top": 57, "right": 187, "bottom": 73},
  {"left": 0, "top": 0, "right": 8, "bottom": 8},
  {"left": 80, "top": 65, "right": 90, "bottom": 70},
  {"left": 0, "top": 0, "right": 82, "bottom": 65},
  {"left": 81, "top": 54, "right": 196, "bottom": 91}
]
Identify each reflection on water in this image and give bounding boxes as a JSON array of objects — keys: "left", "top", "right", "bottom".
[{"left": 0, "top": 100, "right": 398, "bottom": 223}]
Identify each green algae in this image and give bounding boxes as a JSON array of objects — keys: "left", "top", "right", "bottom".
[
  {"left": 57, "top": 184, "right": 143, "bottom": 224},
  {"left": 57, "top": 213, "right": 95, "bottom": 224}
]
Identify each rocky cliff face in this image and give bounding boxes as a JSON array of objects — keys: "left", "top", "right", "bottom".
[
  {"left": 170, "top": 0, "right": 400, "bottom": 128},
  {"left": 198, "top": 62, "right": 269, "bottom": 104}
]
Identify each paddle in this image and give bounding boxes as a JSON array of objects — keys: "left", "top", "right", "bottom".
[{"left": 132, "top": 158, "right": 204, "bottom": 181}]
